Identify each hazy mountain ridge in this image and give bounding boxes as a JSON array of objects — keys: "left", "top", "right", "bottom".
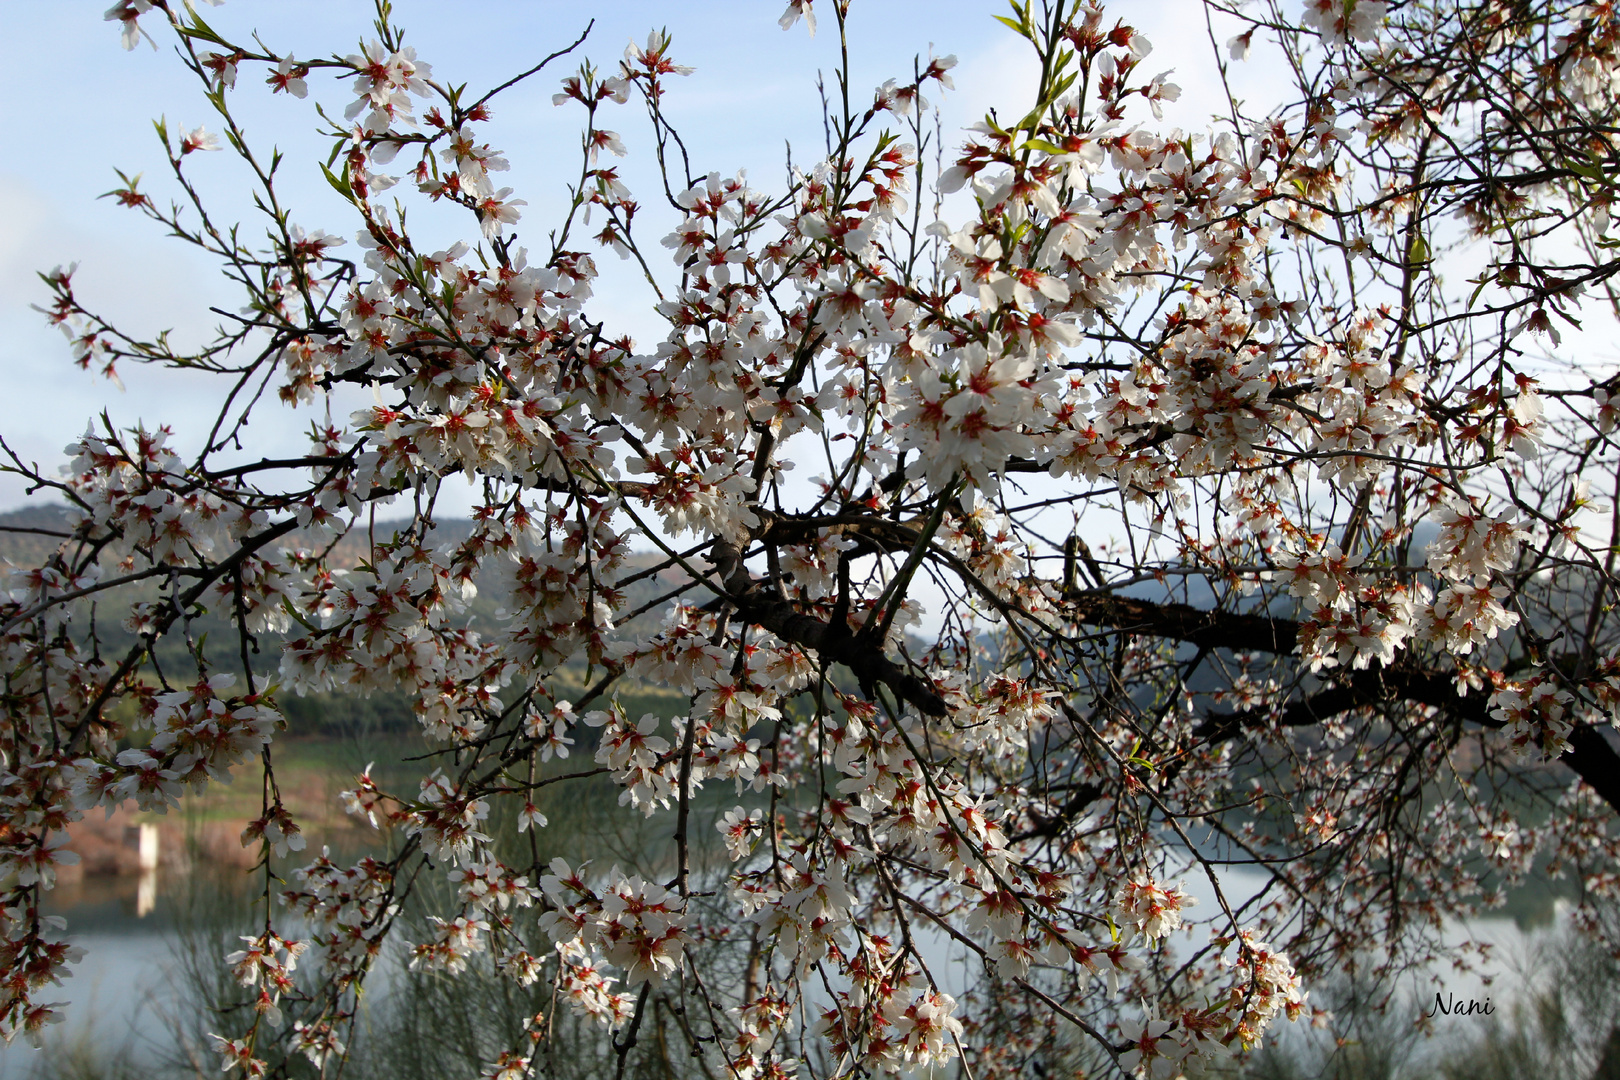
[{"left": 0, "top": 503, "right": 701, "bottom": 736}]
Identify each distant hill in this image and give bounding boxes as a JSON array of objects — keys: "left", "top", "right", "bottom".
[
  {"left": 0, "top": 502, "right": 79, "bottom": 570},
  {"left": 0, "top": 501, "right": 705, "bottom": 735},
  {"left": 0, "top": 501, "right": 482, "bottom": 571},
  {"left": 0, "top": 501, "right": 701, "bottom": 623}
]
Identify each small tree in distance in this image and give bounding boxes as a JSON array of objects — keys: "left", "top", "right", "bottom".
[{"left": 4, "top": 0, "right": 1620, "bottom": 1075}]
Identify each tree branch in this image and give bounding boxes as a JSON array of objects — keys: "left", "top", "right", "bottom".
[
  {"left": 709, "top": 539, "right": 946, "bottom": 716},
  {"left": 1062, "top": 593, "right": 1620, "bottom": 815}
]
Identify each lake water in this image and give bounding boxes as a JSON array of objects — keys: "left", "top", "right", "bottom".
[
  {"left": 2, "top": 875, "right": 185, "bottom": 1078},
  {"left": 1, "top": 784, "right": 1577, "bottom": 1079}
]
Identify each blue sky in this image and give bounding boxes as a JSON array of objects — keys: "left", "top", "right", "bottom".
[{"left": 0, "top": 1, "right": 1248, "bottom": 512}]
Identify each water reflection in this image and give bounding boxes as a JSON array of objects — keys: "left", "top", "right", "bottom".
[
  {"left": 2, "top": 740, "right": 1581, "bottom": 1080},
  {"left": 4, "top": 743, "right": 683, "bottom": 1078}
]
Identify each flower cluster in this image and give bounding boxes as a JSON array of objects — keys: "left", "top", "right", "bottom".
[
  {"left": 539, "top": 860, "right": 690, "bottom": 990},
  {"left": 9, "top": 0, "right": 1620, "bottom": 1071}
]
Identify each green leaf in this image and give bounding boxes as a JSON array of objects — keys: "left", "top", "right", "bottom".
[
  {"left": 1553, "top": 306, "right": 1584, "bottom": 330},
  {"left": 1568, "top": 159, "right": 1603, "bottom": 181},
  {"left": 320, "top": 161, "right": 356, "bottom": 204},
  {"left": 1406, "top": 233, "right": 1431, "bottom": 266},
  {"left": 178, "top": 10, "right": 226, "bottom": 45},
  {"left": 1013, "top": 103, "right": 1046, "bottom": 134},
  {"left": 281, "top": 597, "right": 318, "bottom": 633}
]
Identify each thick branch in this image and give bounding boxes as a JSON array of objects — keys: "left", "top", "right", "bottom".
[
  {"left": 709, "top": 539, "right": 946, "bottom": 716},
  {"left": 1066, "top": 592, "right": 1299, "bottom": 653},
  {"left": 1195, "top": 660, "right": 1620, "bottom": 815},
  {"left": 1064, "top": 593, "right": 1620, "bottom": 816}
]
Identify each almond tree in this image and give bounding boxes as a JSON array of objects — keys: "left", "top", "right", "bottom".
[{"left": 4, "top": 0, "right": 1620, "bottom": 1076}]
